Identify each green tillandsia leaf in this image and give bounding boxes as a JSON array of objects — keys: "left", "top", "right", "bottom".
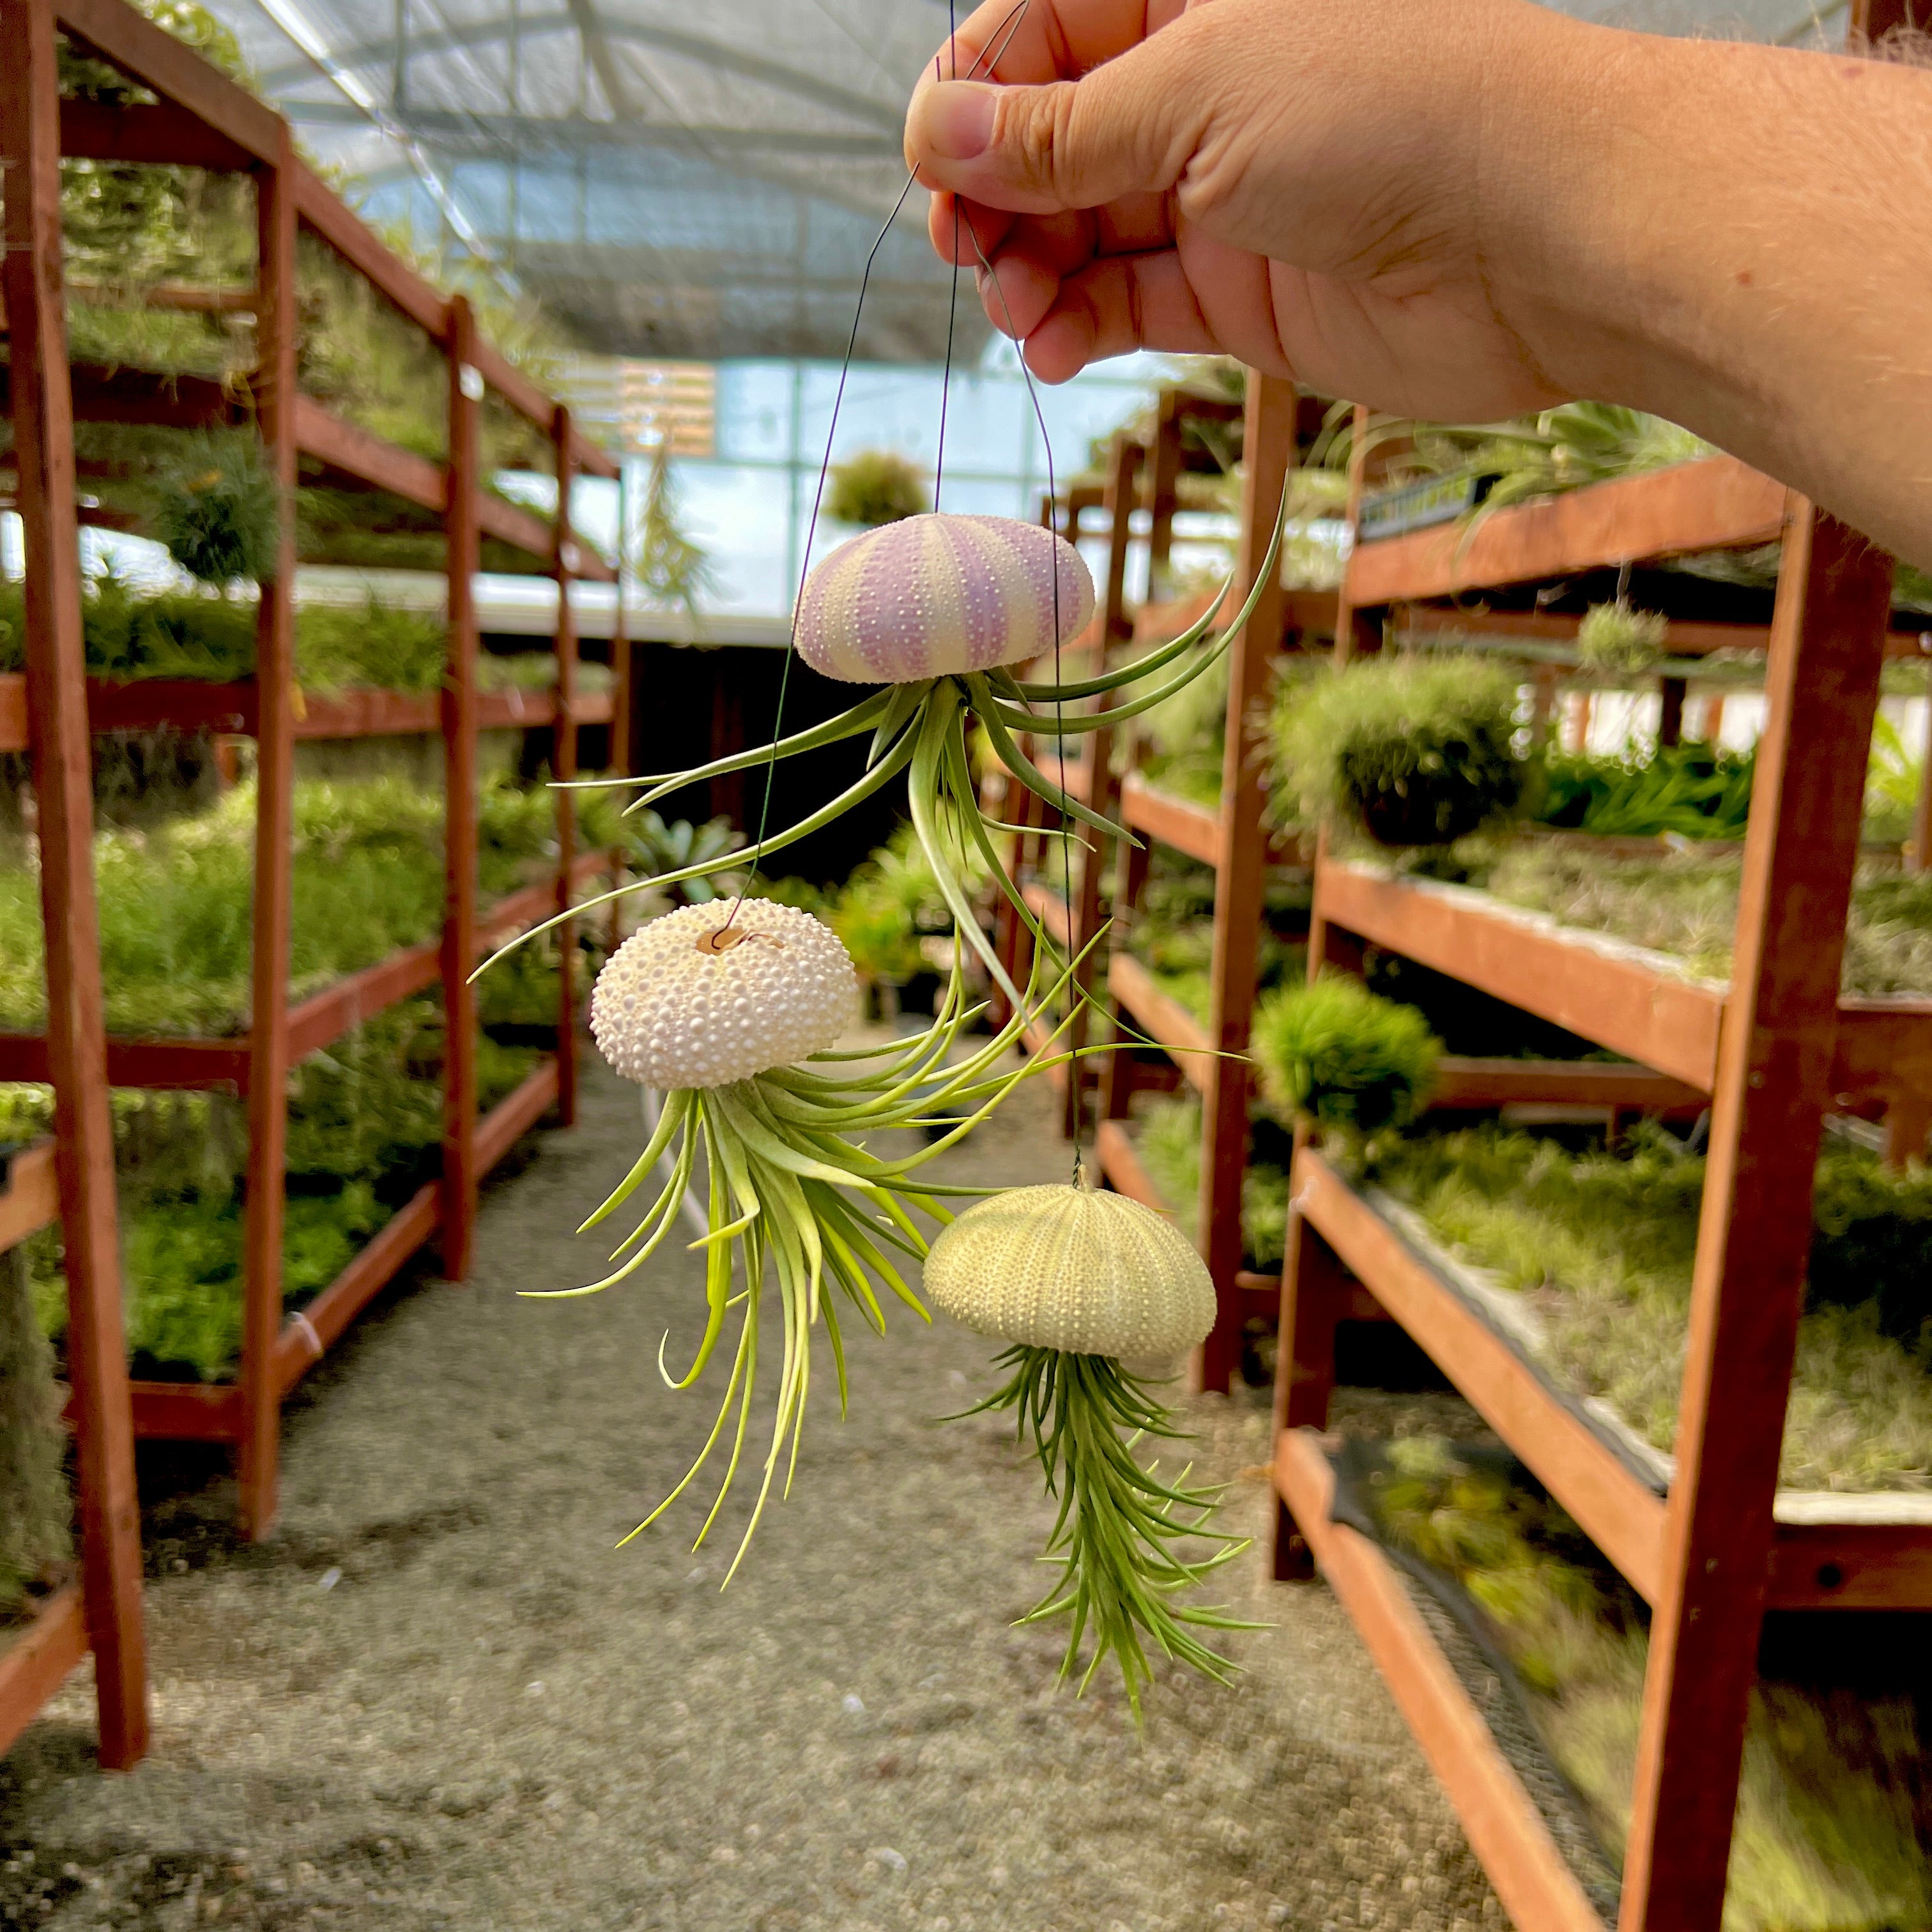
[
  {"left": 869, "top": 678, "right": 935, "bottom": 769},
  {"left": 1005, "top": 581, "right": 1232, "bottom": 702},
  {"left": 981, "top": 622, "right": 1238, "bottom": 739},
  {"left": 621, "top": 691, "right": 893, "bottom": 804},
  {"left": 470, "top": 726, "right": 918, "bottom": 975},
  {"left": 960, "top": 1346, "right": 1261, "bottom": 1719}
]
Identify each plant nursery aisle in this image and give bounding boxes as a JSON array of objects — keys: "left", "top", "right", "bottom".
[{"left": 1, "top": 1062, "right": 1500, "bottom": 1932}]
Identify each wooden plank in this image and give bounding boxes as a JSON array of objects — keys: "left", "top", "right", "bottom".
[
  {"left": 1319, "top": 857, "right": 1726, "bottom": 1091},
  {"left": 0, "top": 1582, "right": 87, "bottom": 1761},
  {"left": 284, "top": 942, "right": 440, "bottom": 1064},
  {"left": 1094, "top": 1117, "right": 1166, "bottom": 1213},
  {"left": 0, "top": 675, "right": 26, "bottom": 753},
  {"left": 1119, "top": 774, "right": 1220, "bottom": 865},
  {"left": 1062, "top": 434, "right": 1138, "bottom": 1140},
  {"left": 272, "top": 1181, "right": 440, "bottom": 1397},
  {"left": 3, "top": 0, "right": 147, "bottom": 1768},
  {"left": 567, "top": 690, "right": 615, "bottom": 728},
  {"left": 476, "top": 493, "right": 555, "bottom": 565},
  {"left": 1767, "top": 1519, "right": 1932, "bottom": 1611},
  {"left": 55, "top": 98, "right": 251, "bottom": 170},
  {"left": 291, "top": 160, "right": 448, "bottom": 340},
  {"left": 237, "top": 129, "right": 300, "bottom": 1546},
  {"left": 441, "top": 298, "right": 482, "bottom": 1282},
  {"left": 1106, "top": 953, "right": 1210, "bottom": 1092},
  {"left": 1348, "top": 456, "right": 1788, "bottom": 608},
  {"left": 1199, "top": 378, "right": 1296, "bottom": 1393},
  {"left": 294, "top": 397, "right": 445, "bottom": 510},
  {"left": 1019, "top": 879, "right": 1072, "bottom": 949},
  {"left": 468, "top": 339, "right": 551, "bottom": 436},
  {"left": 1293, "top": 1147, "right": 1667, "bottom": 1603},
  {"left": 1430, "top": 1057, "right": 1706, "bottom": 1112},
  {"left": 1398, "top": 603, "right": 1932, "bottom": 663},
  {"left": 87, "top": 678, "right": 254, "bottom": 736},
  {"left": 54, "top": 0, "right": 279, "bottom": 161},
  {"left": 474, "top": 1056, "right": 560, "bottom": 1172},
  {"left": 1618, "top": 507, "right": 1894, "bottom": 1932},
  {"left": 0, "top": 1140, "right": 57, "bottom": 1250},
  {"left": 125, "top": 1381, "right": 242, "bottom": 1441},
  {"left": 1271, "top": 1430, "right": 1606, "bottom": 1932},
  {"left": 551, "top": 407, "right": 581, "bottom": 1128},
  {"left": 65, "top": 364, "right": 237, "bottom": 428}
]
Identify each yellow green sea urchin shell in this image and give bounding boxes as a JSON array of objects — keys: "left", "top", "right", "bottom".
[
  {"left": 922, "top": 1180, "right": 1215, "bottom": 1361},
  {"left": 588, "top": 900, "right": 859, "bottom": 1091}
]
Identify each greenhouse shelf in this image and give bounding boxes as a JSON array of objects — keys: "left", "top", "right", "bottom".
[
  {"left": 0, "top": 0, "right": 152, "bottom": 1770},
  {"left": 0, "top": 0, "right": 633, "bottom": 1551},
  {"left": 1271, "top": 1430, "right": 1606, "bottom": 1932},
  {"left": 1344, "top": 454, "right": 1785, "bottom": 608},
  {"left": 1276, "top": 22, "right": 1915, "bottom": 1893},
  {"left": 0, "top": 679, "right": 615, "bottom": 753},
  {"left": 1105, "top": 954, "right": 1211, "bottom": 1094},
  {"left": 1312, "top": 853, "right": 1932, "bottom": 1148},
  {"left": 114, "top": 1054, "right": 563, "bottom": 1446},
  {"left": 1285, "top": 1146, "right": 1932, "bottom": 1611}
]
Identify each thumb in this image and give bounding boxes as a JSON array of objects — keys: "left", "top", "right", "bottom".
[{"left": 905, "top": 47, "right": 1201, "bottom": 215}]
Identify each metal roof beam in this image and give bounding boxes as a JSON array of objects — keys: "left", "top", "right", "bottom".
[
  {"left": 286, "top": 99, "right": 901, "bottom": 157},
  {"left": 259, "top": 10, "right": 901, "bottom": 132}
]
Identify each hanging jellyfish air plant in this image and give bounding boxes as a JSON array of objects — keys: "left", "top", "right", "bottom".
[
  {"left": 539, "top": 493, "right": 1295, "bottom": 1010},
  {"left": 922, "top": 1171, "right": 1254, "bottom": 1713},
  {"left": 556, "top": 895, "right": 1098, "bottom": 1580}
]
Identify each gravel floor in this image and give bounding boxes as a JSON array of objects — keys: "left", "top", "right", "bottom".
[{"left": 4, "top": 1060, "right": 1505, "bottom": 1932}]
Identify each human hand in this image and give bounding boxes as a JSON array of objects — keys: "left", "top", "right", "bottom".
[{"left": 903, "top": 0, "right": 1600, "bottom": 421}]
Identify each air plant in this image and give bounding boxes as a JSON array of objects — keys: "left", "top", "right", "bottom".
[
  {"left": 152, "top": 433, "right": 282, "bottom": 590},
  {"left": 924, "top": 1170, "right": 1252, "bottom": 1713},
  {"left": 538, "top": 491, "right": 1295, "bottom": 1009},
  {"left": 553, "top": 896, "right": 1096, "bottom": 1579},
  {"left": 1575, "top": 600, "right": 1669, "bottom": 682}
]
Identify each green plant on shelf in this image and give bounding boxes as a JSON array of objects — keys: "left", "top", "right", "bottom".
[
  {"left": 1136, "top": 1096, "right": 1291, "bottom": 1270},
  {"left": 151, "top": 433, "right": 283, "bottom": 590},
  {"left": 1535, "top": 740, "right": 1756, "bottom": 842},
  {"left": 620, "top": 809, "right": 746, "bottom": 907},
  {"left": 824, "top": 448, "right": 929, "bottom": 529},
  {"left": 829, "top": 820, "right": 985, "bottom": 986},
  {"left": 0, "top": 1238, "right": 72, "bottom": 1621},
  {"left": 1353, "top": 1435, "right": 1932, "bottom": 1930},
  {"left": 1358, "top": 1121, "right": 1932, "bottom": 1492},
  {"left": 0, "top": 774, "right": 618, "bottom": 1037},
  {"left": 1270, "top": 653, "right": 1528, "bottom": 848},
  {"left": 1250, "top": 975, "right": 1442, "bottom": 1135}
]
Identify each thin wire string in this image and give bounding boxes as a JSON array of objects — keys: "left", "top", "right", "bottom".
[
  {"left": 723, "top": 0, "right": 1033, "bottom": 930},
  {"left": 954, "top": 208, "right": 1081, "bottom": 1183}
]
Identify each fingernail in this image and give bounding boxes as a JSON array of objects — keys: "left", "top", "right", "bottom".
[{"left": 921, "top": 81, "right": 995, "bottom": 162}]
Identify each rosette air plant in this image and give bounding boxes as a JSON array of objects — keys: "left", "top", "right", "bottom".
[
  {"left": 923, "top": 1170, "right": 1253, "bottom": 1713},
  {"left": 553, "top": 498, "right": 1294, "bottom": 1008},
  {"left": 548, "top": 894, "right": 1094, "bottom": 1579}
]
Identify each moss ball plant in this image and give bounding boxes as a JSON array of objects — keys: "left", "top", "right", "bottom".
[
  {"left": 1271, "top": 654, "right": 1527, "bottom": 848},
  {"left": 1250, "top": 976, "right": 1442, "bottom": 1135},
  {"left": 924, "top": 1172, "right": 1250, "bottom": 1711},
  {"left": 824, "top": 448, "right": 929, "bottom": 528},
  {"left": 1575, "top": 600, "right": 1669, "bottom": 682}
]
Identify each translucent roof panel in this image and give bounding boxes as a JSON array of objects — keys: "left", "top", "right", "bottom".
[{"left": 206, "top": 0, "right": 1844, "bottom": 362}]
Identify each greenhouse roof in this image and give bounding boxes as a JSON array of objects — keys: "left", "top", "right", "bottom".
[{"left": 205, "top": 0, "right": 1847, "bottom": 363}]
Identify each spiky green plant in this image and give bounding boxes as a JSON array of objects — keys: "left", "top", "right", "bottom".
[
  {"left": 1250, "top": 975, "right": 1442, "bottom": 1133},
  {"left": 553, "top": 916, "right": 1096, "bottom": 1581},
  {"left": 1271, "top": 654, "right": 1527, "bottom": 848},
  {"left": 152, "top": 434, "right": 282, "bottom": 589}
]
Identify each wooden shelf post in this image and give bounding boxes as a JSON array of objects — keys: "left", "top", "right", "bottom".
[
  {"left": 551, "top": 406, "right": 581, "bottom": 1127},
  {"left": 440, "top": 297, "right": 482, "bottom": 1278},
  {"left": 1, "top": 0, "right": 148, "bottom": 1759},
  {"left": 1062, "top": 433, "right": 1138, "bottom": 1141},
  {"left": 238, "top": 126, "right": 299, "bottom": 1541},
  {"left": 1195, "top": 375, "right": 1295, "bottom": 1393},
  {"left": 1616, "top": 503, "right": 1893, "bottom": 1930}
]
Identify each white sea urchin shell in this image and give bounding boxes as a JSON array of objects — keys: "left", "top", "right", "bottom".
[
  {"left": 921, "top": 1182, "right": 1216, "bottom": 1360},
  {"left": 589, "top": 900, "right": 859, "bottom": 1091}
]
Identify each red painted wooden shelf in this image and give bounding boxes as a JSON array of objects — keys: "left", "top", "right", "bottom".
[{"left": 1290, "top": 1145, "right": 1932, "bottom": 1613}]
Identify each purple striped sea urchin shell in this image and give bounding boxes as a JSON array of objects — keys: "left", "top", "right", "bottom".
[{"left": 795, "top": 512, "right": 1095, "bottom": 684}]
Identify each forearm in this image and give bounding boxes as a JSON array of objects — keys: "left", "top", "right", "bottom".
[{"left": 1487, "top": 18, "right": 1932, "bottom": 563}]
